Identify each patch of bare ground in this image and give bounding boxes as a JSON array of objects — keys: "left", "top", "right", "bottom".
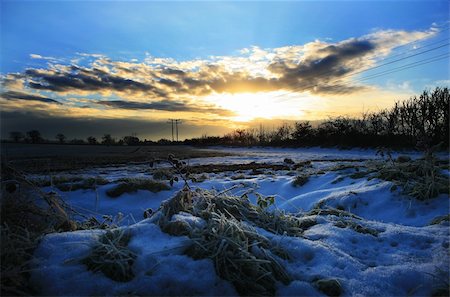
[{"left": 1, "top": 144, "right": 233, "bottom": 173}]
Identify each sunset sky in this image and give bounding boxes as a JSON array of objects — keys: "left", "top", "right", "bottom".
[{"left": 1, "top": 1, "right": 449, "bottom": 140}]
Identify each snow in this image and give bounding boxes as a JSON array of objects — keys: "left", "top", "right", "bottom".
[
  {"left": 31, "top": 220, "right": 237, "bottom": 296},
  {"left": 29, "top": 147, "right": 449, "bottom": 296}
]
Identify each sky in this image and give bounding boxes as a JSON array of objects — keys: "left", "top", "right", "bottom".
[{"left": 1, "top": 0, "right": 449, "bottom": 140}]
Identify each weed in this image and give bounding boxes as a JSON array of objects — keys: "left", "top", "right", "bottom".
[
  {"left": 1, "top": 165, "right": 76, "bottom": 295},
  {"left": 330, "top": 164, "right": 358, "bottom": 172},
  {"left": 153, "top": 188, "right": 340, "bottom": 295},
  {"left": 81, "top": 229, "right": 136, "bottom": 282},
  {"left": 292, "top": 175, "right": 309, "bottom": 187},
  {"left": 396, "top": 155, "right": 412, "bottom": 163},
  {"left": 56, "top": 176, "right": 109, "bottom": 191},
  {"left": 313, "top": 278, "right": 342, "bottom": 297},
  {"left": 106, "top": 178, "right": 170, "bottom": 198},
  {"left": 428, "top": 214, "right": 450, "bottom": 225},
  {"left": 1, "top": 224, "right": 38, "bottom": 296},
  {"left": 185, "top": 212, "right": 291, "bottom": 296},
  {"left": 255, "top": 193, "right": 275, "bottom": 209},
  {"left": 152, "top": 168, "right": 173, "bottom": 180},
  {"left": 284, "top": 158, "right": 295, "bottom": 164},
  {"left": 230, "top": 174, "right": 247, "bottom": 180},
  {"left": 334, "top": 220, "right": 379, "bottom": 237},
  {"left": 372, "top": 153, "right": 449, "bottom": 200},
  {"left": 349, "top": 171, "right": 369, "bottom": 179},
  {"left": 191, "top": 173, "right": 208, "bottom": 183}
]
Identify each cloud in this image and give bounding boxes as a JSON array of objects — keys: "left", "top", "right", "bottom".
[
  {"left": 96, "top": 99, "right": 235, "bottom": 116},
  {"left": 24, "top": 67, "right": 156, "bottom": 94},
  {"left": 16, "top": 27, "right": 435, "bottom": 100},
  {"left": 1, "top": 91, "right": 61, "bottom": 104},
  {"left": 0, "top": 27, "right": 439, "bottom": 128},
  {"left": 29, "top": 54, "right": 59, "bottom": 61}
]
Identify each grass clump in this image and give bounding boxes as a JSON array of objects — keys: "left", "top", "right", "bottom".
[
  {"left": 1, "top": 224, "right": 39, "bottom": 296},
  {"left": 349, "top": 171, "right": 370, "bottom": 179},
  {"left": 186, "top": 212, "right": 291, "bottom": 296},
  {"left": 55, "top": 176, "right": 109, "bottom": 191},
  {"left": 154, "top": 188, "right": 306, "bottom": 295},
  {"left": 372, "top": 154, "right": 449, "bottom": 200},
  {"left": 429, "top": 214, "right": 450, "bottom": 225},
  {"left": 334, "top": 219, "right": 379, "bottom": 237},
  {"left": 314, "top": 278, "right": 342, "bottom": 297},
  {"left": 230, "top": 174, "right": 247, "bottom": 180},
  {"left": 191, "top": 173, "right": 209, "bottom": 183},
  {"left": 81, "top": 229, "right": 136, "bottom": 282},
  {"left": 152, "top": 168, "right": 173, "bottom": 180},
  {"left": 292, "top": 174, "right": 309, "bottom": 187},
  {"left": 31, "top": 175, "right": 109, "bottom": 191},
  {"left": 106, "top": 178, "right": 170, "bottom": 198},
  {"left": 1, "top": 164, "right": 78, "bottom": 296},
  {"left": 284, "top": 158, "right": 295, "bottom": 164}
]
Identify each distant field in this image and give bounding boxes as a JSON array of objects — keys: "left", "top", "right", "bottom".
[{"left": 1, "top": 143, "right": 231, "bottom": 172}]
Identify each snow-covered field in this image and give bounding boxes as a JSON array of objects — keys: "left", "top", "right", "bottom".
[{"left": 28, "top": 147, "right": 449, "bottom": 296}]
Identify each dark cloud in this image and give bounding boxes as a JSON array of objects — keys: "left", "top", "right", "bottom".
[
  {"left": 1, "top": 91, "right": 61, "bottom": 104},
  {"left": 25, "top": 67, "right": 155, "bottom": 94},
  {"left": 268, "top": 39, "right": 376, "bottom": 93},
  {"left": 96, "top": 100, "right": 194, "bottom": 111},
  {"left": 96, "top": 99, "right": 235, "bottom": 116}
]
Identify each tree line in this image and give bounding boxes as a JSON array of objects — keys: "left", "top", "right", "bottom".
[
  {"left": 187, "top": 87, "right": 449, "bottom": 149},
  {"left": 5, "top": 87, "right": 449, "bottom": 149}
]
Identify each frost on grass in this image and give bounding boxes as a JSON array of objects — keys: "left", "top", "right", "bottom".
[
  {"left": 106, "top": 178, "right": 170, "bottom": 198},
  {"left": 81, "top": 229, "right": 136, "bottom": 282},
  {"left": 155, "top": 189, "right": 293, "bottom": 296},
  {"left": 371, "top": 156, "right": 449, "bottom": 200}
]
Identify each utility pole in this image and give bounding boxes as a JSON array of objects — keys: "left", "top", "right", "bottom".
[
  {"left": 168, "top": 119, "right": 181, "bottom": 142},
  {"left": 174, "top": 119, "right": 181, "bottom": 142},
  {"left": 167, "top": 119, "right": 174, "bottom": 141}
]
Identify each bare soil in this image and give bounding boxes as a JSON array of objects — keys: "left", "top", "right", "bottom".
[{"left": 1, "top": 143, "right": 231, "bottom": 173}]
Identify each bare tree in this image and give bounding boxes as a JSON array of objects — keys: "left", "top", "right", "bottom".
[
  {"left": 55, "top": 133, "right": 66, "bottom": 144},
  {"left": 87, "top": 136, "right": 98, "bottom": 145},
  {"left": 101, "top": 134, "right": 115, "bottom": 145},
  {"left": 26, "top": 130, "right": 43, "bottom": 144}
]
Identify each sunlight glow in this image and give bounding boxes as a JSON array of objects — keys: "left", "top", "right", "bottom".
[{"left": 203, "top": 91, "right": 309, "bottom": 122}]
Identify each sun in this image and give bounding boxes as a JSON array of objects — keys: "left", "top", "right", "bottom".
[{"left": 203, "top": 91, "right": 309, "bottom": 122}]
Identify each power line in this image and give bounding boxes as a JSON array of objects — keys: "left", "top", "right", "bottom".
[
  {"left": 378, "top": 35, "right": 450, "bottom": 63},
  {"left": 355, "top": 52, "right": 450, "bottom": 82},
  {"left": 269, "top": 27, "right": 450, "bottom": 100},
  {"left": 343, "top": 42, "right": 449, "bottom": 78}
]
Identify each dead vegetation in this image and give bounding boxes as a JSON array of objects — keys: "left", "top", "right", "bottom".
[
  {"left": 292, "top": 174, "right": 309, "bottom": 187},
  {"left": 81, "top": 229, "right": 136, "bottom": 282},
  {"left": 0, "top": 164, "right": 78, "bottom": 296},
  {"left": 370, "top": 153, "right": 449, "bottom": 200},
  {"left": 188, "top": 162, "right": 290, "bottom": 174},
  {"left": 152, "top": 187, "right": 386, "bottom": 296},
  {"left": 32, "top": 175, "right": 109, "bottom": 191},
  {"left": 106, "top": 178, "right": 170, "bottom": 198},
  {"left": 155, "top": 188, "right": 294, "bottom": 296}
]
